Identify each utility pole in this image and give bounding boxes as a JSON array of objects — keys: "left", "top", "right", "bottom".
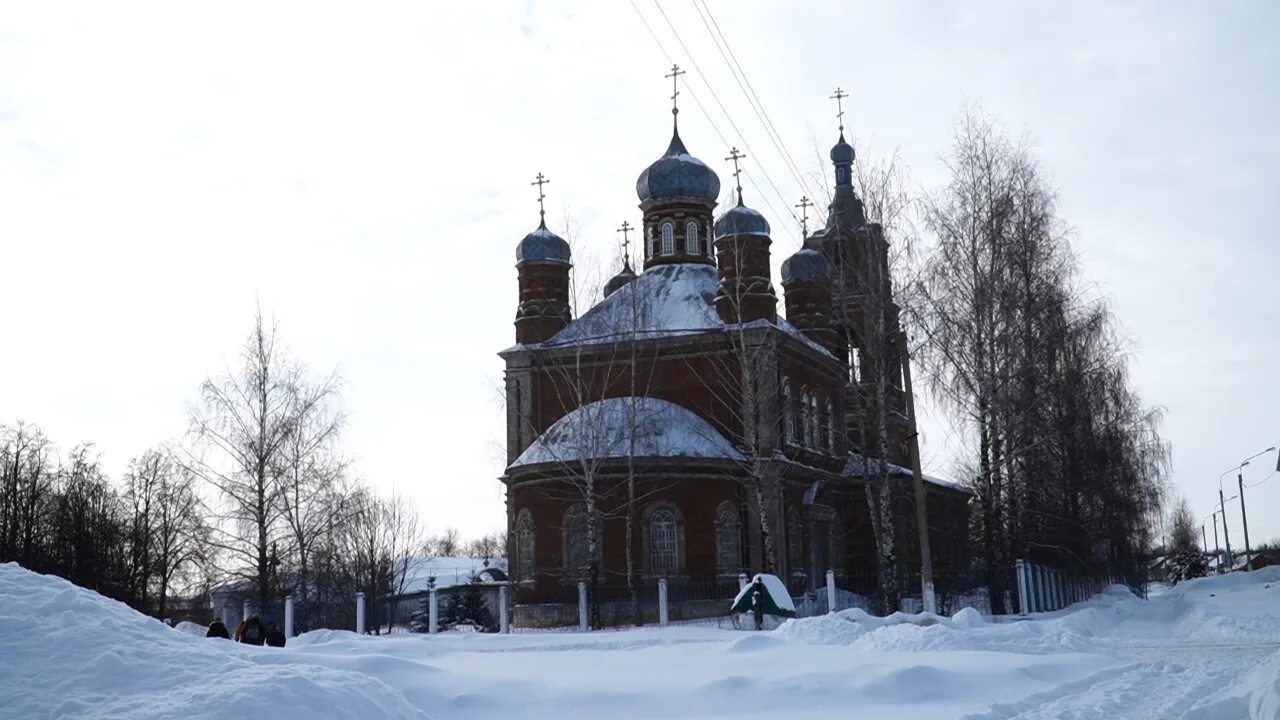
[
  {"left": 1212, "top": 512, "right": 1221, "bottom": 573},
  {"left": 1219, "top": 487, "right": 1234, "bottom": 570},
  {"left": 1201, "top": 524, "right": 1208, "bottom": 555},
  {"left": 1238, "top": 472, "right": 1252, "bottom": 571},
  {"left": 899, "top": 332, "right": 936, "bottom": 614}
]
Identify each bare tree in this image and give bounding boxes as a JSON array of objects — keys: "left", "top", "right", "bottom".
[{"left": 186, "top": 309, "right": 341, "bottom": 612}]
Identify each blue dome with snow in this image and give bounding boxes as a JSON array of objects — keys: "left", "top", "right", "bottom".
[
  {"left": 636, "top": 129, "right": 721, "bottom": 204},
  {"left": 781, "top": 246, "right": 829, "bottom": 285},
  {"left": 516, "top": 223, "right": 571, "bottom": 265},
  {"left": 831, "top": 133, "right": 855, "bottom": 165},
  {"left": 714, "top": 202, "right": 770, "bottom": 239}
]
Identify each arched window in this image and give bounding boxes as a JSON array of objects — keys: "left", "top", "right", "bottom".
[
  {"left": 661, "top": 222, "right": 675, "bottom": 256},
  {"left": 646, "top": 225, "right": 656, "bottom": 259},
  {"left": 787, "top": 507, "right": 804, "bottom": 576},
  {"left": 648, "top": 508, "right": 679, "bottom": 575},
  {"left": 799, "top": 389, "right": 812, "bottom": 445},
  {"left": 516, "top": 510, "right": 536, "bottom": 582},
  {"left": 563, "top": 506, "right": 590, "bottom": 574},
  {"left": 714, "top": 502, "right": 741, "bottom": 573},
  {"left": 827, "top": 397, "right": 838, "bottom": 451},
  {"left": 809, "top": 394, "right": 820, "bottom": 449},
  {"left": 706, "top": 225, "right": 715, "bottom": 259},
  {"left": 782, "top": 378, "right": 795, "bottom": 444},
  {"left": 685, "top": 220, "right": 699, "bottom": 255}
]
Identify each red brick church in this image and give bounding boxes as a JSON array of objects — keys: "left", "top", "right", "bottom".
[{"left": 500, "top": 92, "right": 971, "bottom": 623}]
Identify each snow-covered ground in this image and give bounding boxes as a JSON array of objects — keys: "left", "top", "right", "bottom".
[{"left": 2, "top": 563, "right": 1277, "bottom": 720}]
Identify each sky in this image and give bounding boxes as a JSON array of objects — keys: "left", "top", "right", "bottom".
[{"left": 2, "top": 1, "right": 1277, "bottom": 548}]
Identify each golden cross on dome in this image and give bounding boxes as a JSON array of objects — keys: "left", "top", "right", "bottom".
[
  {"left": 616, "top": 221, "right": 633, "bottom": 265},
  {"left": 724, "top": 147, "right": 746, "bottom": 204},
  {"left": 830, "top": 87, "right": 848, "bottom": 134},
  {"left": 531, "top": 172, "right": 550, "bottom": 226},
  {"left": 665, "top": 64, "right": 686, "bottom": 119},
  {"left": 796, "top": 196, "right": 813, "bottom": 238}
]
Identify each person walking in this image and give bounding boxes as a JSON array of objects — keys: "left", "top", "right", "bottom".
[
  {"left": 206, "top": 617, "right": 230, "bottom": 639},
  {"left": 264, "top": 619, "right": 286, "bottom": 648},
  {"left": 235, "top": 614, "right": 265, "bottom": 646}
]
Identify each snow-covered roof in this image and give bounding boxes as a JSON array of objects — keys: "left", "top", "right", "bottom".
[
  {"left": 540, "top": 262, "right": 833, "bottom": 359},
  {"left": 730, "top": 573, "right": 796, "bottom": 613},
  {"left": 510, "top": 396, "right": 744, "bottom": 469},
  {"left": 397, "top": 556, "right": 509, "bottom": 595},
  {"left": 842, "top": 453, "right": 973, "bottom": 494}
]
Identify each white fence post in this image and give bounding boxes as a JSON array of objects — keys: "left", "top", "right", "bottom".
[
  {"left": 1016, "top": 559, "right": 1029, "bottom": 615},
  {"left": 355, "top": 592, "right": 366, "bottom": 635},
  {"left": 428, "top": 589, "right": 438, "bottom": 634},
  {"left": 499, "top": 584, "right": 509, "bottom": 634},
  {"left": 826, "top": 569, "right": 837, "bottom": 614},
  {"left": 1031, "top": 564, "right": 1043, "bottom": 613},
  {"left": 284, "top": 596, "right": 295, "bottom": 639},
  {"left": 578, "top": 581, "right": 589, "bottom": 631},
  {"left": 658, "top": 578, "right": 670, "bottom": 628}
]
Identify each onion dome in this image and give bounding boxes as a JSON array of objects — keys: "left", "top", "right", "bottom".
[
  {"left": 636, "top": 129, "right": 721, "bottom": 204},
  {"left": 830, "top": 132, "right": 855, "bottom": 165},
  {"left": 603, "top": 258, "right": 638, "bottom": 297},
  {"left": 516, "top": 221, "right": 571, "bottom": 265},
  {"left": 781, "top": 236, "right": 830, "bottom": 285},
  {"left": 713, "top": 201, "right": 771, "bottom": 239}
]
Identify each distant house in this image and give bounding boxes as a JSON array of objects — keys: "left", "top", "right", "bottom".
[{"left": 381, "top": 557, "right": 508, "bottom": 630}]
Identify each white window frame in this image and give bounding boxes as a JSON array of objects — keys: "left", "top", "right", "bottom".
[
  {"left": 684, "top": 220, "right": 699, "bottom": 255},
  {"left": 516, "top": 510, "right": 536, "bottom": 582},
  {"left": 714, "top": 502, "right": 741, "bottom": 573},
  {"left": 782, "top": 378, "right": 795, "bottom": 445},
  {"left": 827, "top": 397, "right": 838, "bottom": 451},
  {"left": 661, "top": 222, "right": 675, "bottom": 256},
  {"left": 649, "top": 508, "right": 679, "bottom": 575}
]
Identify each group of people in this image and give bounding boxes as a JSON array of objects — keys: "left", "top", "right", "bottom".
[{"left": 205, "top": 613, "right": 286, "bottom": 647}]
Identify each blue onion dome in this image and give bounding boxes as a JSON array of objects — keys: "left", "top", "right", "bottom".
[
  {"left": 516, "top": 221, "right": 571, "bottom": 265},
  {"left": 714, "top": 201, "right": 771, "bottom": 239},
  {"left": 603, "top": 259, "right": 638, "bottom": 297},
  {"left": 781, "top": 236, "right": 830, "bottom": 285},
  {"left": 635, "top": 129, "right": 721, "bottom": 204},
  {"left": 830, "top": 132, "right": 855, "bottom": 164}
]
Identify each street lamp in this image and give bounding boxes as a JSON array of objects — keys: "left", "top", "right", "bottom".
[{"left": 1229, "top": 446, "right": 1276, "bottom": 570}]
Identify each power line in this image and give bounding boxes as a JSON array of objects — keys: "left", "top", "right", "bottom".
[
  {"left": 692, "top": 0, "right": 815, "bottom": 202},
  {"left": 627, "top": 0, "right": 785, "bottom": 224},
  {"left": 649, "top": 0, "right": 800, "bottom": 231}
]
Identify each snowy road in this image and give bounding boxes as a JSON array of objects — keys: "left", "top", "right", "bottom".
[{"left": 3, "top": 564, "right": 1278, "bottom": 719}]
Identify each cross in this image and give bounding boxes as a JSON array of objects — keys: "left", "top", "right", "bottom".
[
  {"left": 795, "top": 196, "right": 813, "bottom": 238},
  {"left": 531, "top": 172, "right": 550, "bottom": 226},
  {"left": 724, "top": 147, "right": 746, "bottom": 204},
  {"left": 830, "top": 87, "right": 848, "bottom": 134},
  {"left": 616, "top": 221, "right": 633, "bottom": 266},
  {"left": 665, "top": 64, "right": 686, "bottom": 118}
]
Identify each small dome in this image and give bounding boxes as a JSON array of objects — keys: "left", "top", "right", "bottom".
[
  {"left": 636, "top": 130, "right": 721, "bottom": 204},
  {"left": 516, "top": 223, "right": 571, "bottom": 265},
  {"left": 781, "top": 247, "right": 830, "bottom": 285},
  {"left": 830, "top": 133, "right": 855, "bottom": 164},
  {"left": 603, "top": 260, "right": 638, "bottom": 297},
  {"left": 714, "top": 202, "right": 770, "bottom": 239}
]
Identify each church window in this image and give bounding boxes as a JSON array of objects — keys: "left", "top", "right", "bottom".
[
  {"left": 787, "top": 506, "right": 804, "bottom": 576},
  {"left": 799, "top": 389, "right": 812, "bottom": 446},
  {"left": 782, "top": 378, "right": 795, "bottom": 444},
  {"left": 661, "top": 222, "right": 675, "bottom": 256},
  {"left": 563, "top": 506, "right": 590, "bottom": 574},
  {"left": 810, "top": 394, "right": 820, "bottom": 449},
  {"left": 516, "top": 510, "right": 536, "bottom": 582},
  {"left": 714, "top": 502, "right": 741, "bottom": 573},
  {"left": 827, "top": 397, "right": 838, "bottom": 451},
  {"left": 685, "top": 220, "right": 699, "bottom": 254},
  {"left": 706, "top": 225, "right": 715, "bottom": 259},
  {"left": 648, "top": 508, "right": 679, "bottom": 575},
  {"left": 647, "top": 226, "right": 656, "bottom": 259}
]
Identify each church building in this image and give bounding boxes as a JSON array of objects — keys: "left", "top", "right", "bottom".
[{"left": 499, "top": 83, "right": 971, "bottom": 624}]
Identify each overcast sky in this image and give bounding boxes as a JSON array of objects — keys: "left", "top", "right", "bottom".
[{"left": 2, "top": 1, "right": 1277, "bottom": 547}]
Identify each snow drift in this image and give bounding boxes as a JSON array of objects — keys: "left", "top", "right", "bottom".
[{"left": 0, "top": 562, "right": 431, "bottom": 720}]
